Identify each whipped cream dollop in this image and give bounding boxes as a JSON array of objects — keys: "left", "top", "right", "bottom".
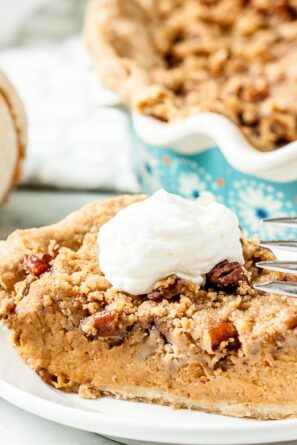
[{"left": 98, "top": 190, "right": 244, "bottom": 295}]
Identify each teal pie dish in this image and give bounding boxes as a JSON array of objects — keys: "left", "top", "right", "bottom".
[{"left": 131, "top": 113, "right": 297, "bottom": 239}]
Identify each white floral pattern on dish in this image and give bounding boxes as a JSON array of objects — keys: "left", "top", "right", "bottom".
[
  {"left": 228, "top": 180, "right": 294, "bottom": 238},
  {"left": 178, "top": 173, "right": 207, "bottom": 199}
]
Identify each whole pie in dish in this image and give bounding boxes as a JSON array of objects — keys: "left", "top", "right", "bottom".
[
  {"left": 85, "top": 0, "right": 297, "bottom": 152},
  {"left": 1, "top": 194, "right": 297, "bottom": 419}
]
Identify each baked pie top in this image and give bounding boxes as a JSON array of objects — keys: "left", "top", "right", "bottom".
[
  {"left": 85, "top": 0, "right": 297, "bottom": 152},
  {"left": 1, "top": 195, "right": 297, "bottom": 374}
]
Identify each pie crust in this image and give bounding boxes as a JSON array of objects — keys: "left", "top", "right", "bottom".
[{"left": 1, "top": 195, "right": 297, "bottom": 419}]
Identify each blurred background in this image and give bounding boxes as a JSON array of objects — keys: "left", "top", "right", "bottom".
[
  {"left": 0, "top": 0, "right": 87, "bottom": 47},
  {"left": 0, "top": 0, "right": 139, "bottom": 238}
]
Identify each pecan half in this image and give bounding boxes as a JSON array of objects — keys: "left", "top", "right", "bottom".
[
  {"left": 203, "top": 322, "right": 239, "bottom": 354},
  {"left": 81, "top": 310, "right": 119, "bottom": 337},
  {"left": 23, "top": 254, "right": 52, "bottom": 276},
  {"left": 206, "top": 260, "right": 247, "bottom": 289},
  {"left": 147, "top": 275, "right": 182, "bottom": 302}
]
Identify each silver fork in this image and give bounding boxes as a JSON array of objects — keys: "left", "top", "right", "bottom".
[{"left": 253, "top": 217, "right": 297, "bottom": 298}]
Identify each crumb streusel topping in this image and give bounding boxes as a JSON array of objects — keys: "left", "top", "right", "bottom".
[{"left": 1, "top": 195, "right": 297, "bottom": 368}]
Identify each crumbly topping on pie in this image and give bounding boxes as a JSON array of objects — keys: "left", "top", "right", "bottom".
[
  {"left": 1, "top": 195, "right": 297, "bottom": 369},
  {"left": 85, "top": 0, "right": 297, "bottom": 151}
]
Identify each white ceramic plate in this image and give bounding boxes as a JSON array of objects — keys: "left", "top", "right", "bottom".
[{"left": 1, "top": 329, "right": 297, "bottom": 445}]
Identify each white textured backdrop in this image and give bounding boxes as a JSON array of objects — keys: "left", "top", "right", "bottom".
[{"left": 0, "top": 0, "right": 139, "bottom": 193}]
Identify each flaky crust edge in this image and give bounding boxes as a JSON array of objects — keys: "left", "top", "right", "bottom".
[{"left": 84, "top": 0, "right": 174, "bottom": 112}]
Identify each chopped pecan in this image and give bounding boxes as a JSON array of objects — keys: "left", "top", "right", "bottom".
[
  {"left": 147, "top": 275, "right": 182, "bottom": 302},
  {"left": 284, "top": 274, "right": 297, "bottom": 283},
  {"left": 271, "top": 0, "right": 292, "bottom": 19},
  {"left": 6, "top": 302, "right": 16, "bottom": 314},
  {"left": 286, "top": 315, "right": 297, "bottom": 330},
  {"left": 0, "top": 299, "right": 15, "bottom": 317},
  {"left": 206, "top": 260, "right": 247, "bottom": 289},
  {"left": 203, "top": 322, "right": 239, "bottom": 354},
  {"left": 81, "top": 310, "right": 119, "bottom": 337},
  {"left": 23, "top": 254, "right": 52, "bottom": 276}
]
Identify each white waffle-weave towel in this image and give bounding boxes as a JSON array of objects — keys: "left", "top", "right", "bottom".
[{"left": 1, "top": 37, "right": 139, "bottom": 193}]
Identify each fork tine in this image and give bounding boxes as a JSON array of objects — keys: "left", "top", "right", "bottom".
[
  {"left": 260, "top": 240, "right": 297, "bottom": 251},
  {"left": 262, "top": 217, "right": 297, "bottom": 227},
  {"left": 256, "top": 217, "right": 297, "bottom": 297},
  {"left": 256, "top": 261, "right": 297, "bottom": 274},
  {"left": 254, "top": 281, "right": 297, "bottom": 298}
]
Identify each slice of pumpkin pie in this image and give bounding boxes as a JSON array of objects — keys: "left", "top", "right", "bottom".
[{"left": 1, "top": 190, "right": 297, "bottom": 419}]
